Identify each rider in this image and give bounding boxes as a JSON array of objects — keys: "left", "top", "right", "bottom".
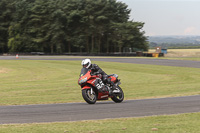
[{"left": 81, "top": 58, "right": 118, "bottom": 94}]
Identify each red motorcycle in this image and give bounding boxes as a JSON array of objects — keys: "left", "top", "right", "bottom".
[{"left": 78, "top": 67, "right": 124, "bottom": 104}]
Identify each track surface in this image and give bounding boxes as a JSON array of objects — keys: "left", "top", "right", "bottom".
[
  {"left": 0, "top": 96, "right": 200, "bottom": 124},
  {"left": 0, "top": 56, "right": 200, "bottom": 68},
  {"left": 0, "top": 56, "right": 200, "bottom": 124}
]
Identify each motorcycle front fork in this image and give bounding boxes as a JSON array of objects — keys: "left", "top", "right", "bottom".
[{"left": 90, "top": 88, "right": 93, "bottom": 95}]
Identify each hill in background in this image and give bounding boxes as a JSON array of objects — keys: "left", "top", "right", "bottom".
[{"left": 148, "top": 35, "right": 200, "bottom": 49}]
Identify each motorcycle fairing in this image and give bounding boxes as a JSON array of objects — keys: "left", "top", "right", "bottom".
[
  {"left": 81, "top": 85, "right": 91, "bottom": 90},
  {"left": 97, "top": 91, "right": 109, "bottom": 100},
  {"left": 108, "top": 76, "right": 117, "bottom": 83},
  {"left": 94, "top": 78, "right": 105, "bottom": 90}
]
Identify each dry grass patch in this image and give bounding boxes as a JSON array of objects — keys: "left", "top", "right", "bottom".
[
  {"left": 0, "top": 68, "right": 10, "bottom": 73},
  {"left": 149, "top": 49, "right": 200, "bottom": 57},
  {"left": 166, "top": 49, "right": 200, "bottom": 57}
]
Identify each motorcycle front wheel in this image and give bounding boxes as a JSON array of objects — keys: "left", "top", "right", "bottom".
[
  {"left": 82, "top": 89, "right": 97, "bottom": 104},
  {"left": 111, "top": 86, "right": 124, "bottom": 103}
]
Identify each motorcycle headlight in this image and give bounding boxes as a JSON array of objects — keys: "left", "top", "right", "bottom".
[{"left": 79, "top": 77, "right": 87, "bottom": 85}]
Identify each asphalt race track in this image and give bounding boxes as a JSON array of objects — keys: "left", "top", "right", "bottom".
[
  {"left": 0, "top": 56, "right": 200, "bottom": 68},
  {"left": 0, "top": 55, "right": 200, "bottom": 68},
  {"left": 0, "top": 95, "right": 200, "bottom": 124},
  {"left": 0, "top": 56, "right": 200, "bottom": 124}
]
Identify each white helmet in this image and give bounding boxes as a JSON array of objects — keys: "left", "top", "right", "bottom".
[{"left": 81, "top": 59, "right": 91, "bottom": 68}]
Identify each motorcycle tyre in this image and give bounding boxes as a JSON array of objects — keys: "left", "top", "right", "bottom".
[
  {"left": 111, "top": 86, "right": 124, "bottom": 103},
  {"left": 82, "top": 89, "right": 97, "bottom": 104}
]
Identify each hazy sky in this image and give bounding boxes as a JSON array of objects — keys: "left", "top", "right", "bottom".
[{"left": 118, "top": 0, "right": 200, "bottom": 36}]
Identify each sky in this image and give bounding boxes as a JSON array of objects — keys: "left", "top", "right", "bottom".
[{"left": 118, "top": 0, "right": 200, "bottom": 36}]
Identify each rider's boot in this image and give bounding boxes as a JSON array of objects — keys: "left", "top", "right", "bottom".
[
  {"left": 107, "top": 86, "right": 113, "bottom": 96},
  {"left": 112, "top": 86, "right": 120, "bottom": 93},
  {"left": 110, "top": 82, "right": 120, "bottom": 94},
  {"left": 104, "top": 78, "right": 120, "bottom": 95}
]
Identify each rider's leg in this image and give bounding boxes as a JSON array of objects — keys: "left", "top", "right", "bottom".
[{"left": 104, "top": 76, "right": 120, "bottom": 94}]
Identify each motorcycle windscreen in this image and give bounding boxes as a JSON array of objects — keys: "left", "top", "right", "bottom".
[{"left": 80, "top": 67, "right": 89, "bottom": 77}]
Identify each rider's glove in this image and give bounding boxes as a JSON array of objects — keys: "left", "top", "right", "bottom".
[
  {"left": 91, "top": 66, "right": 95, "bottom": 71},
  {"left": 91, "top": 72, "right": 101, "bottom": 78}
]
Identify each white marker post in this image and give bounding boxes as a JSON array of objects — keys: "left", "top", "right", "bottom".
[{"left": 16, "top": 54, "right": 19, "bottom": 59}]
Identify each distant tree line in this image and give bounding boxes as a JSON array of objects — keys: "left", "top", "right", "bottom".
[
  {"left": 168, "top": 46, "right": 200, "bottom": 49},
  {"left": 149, "top": 42, "right": 200, "bottom": 49},
  {"left": 0, "top": 0, "right": 148, "bottom": 54},
  {"left": 149, "top": 36, "right": 200, "bottom": 49}
]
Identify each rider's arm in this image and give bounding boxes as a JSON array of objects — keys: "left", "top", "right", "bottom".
[{"left": 92, "top": 64, "right": 107, "bottom": 75}]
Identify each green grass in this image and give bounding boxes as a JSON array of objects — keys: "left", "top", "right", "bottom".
[
  {"left": 1, "top": 60, "right": 200, "bottom": 105},
  {"left": 0, "top": 112, "right": 200, "bottom": 133},
  {"left": 1, "top": 59, "right": 200, "bottom": 132},
  {"left": 0, "top": 60, "right": 82, "bottom": 105}
]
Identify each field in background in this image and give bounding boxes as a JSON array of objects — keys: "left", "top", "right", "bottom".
[
  {"left": 149, "top": 49, "right": 200, "bottom": 58},
  {"left": 1, "top": 60, "right": 200, "bottom": 105},
  {"left": 165, "top": 49, "right": 200, "bottom": 57}
]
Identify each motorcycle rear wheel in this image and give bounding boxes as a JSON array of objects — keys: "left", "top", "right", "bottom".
[
  {"left": 111, "top": 86, "right": 124, "bottom": 103},
  {"left": 82, "top": 89, "right": 97, "bottom": 104}
]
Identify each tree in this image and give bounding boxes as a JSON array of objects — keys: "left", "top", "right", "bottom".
[
  {"left": 8, "top": 0, "right": 36, "bottom": 52},
  {"left": 5, "top": 0, "right": 148, "bottom": 54},
  {"left": 0, "top": 0, "right": 15, "bottom": 53}
]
